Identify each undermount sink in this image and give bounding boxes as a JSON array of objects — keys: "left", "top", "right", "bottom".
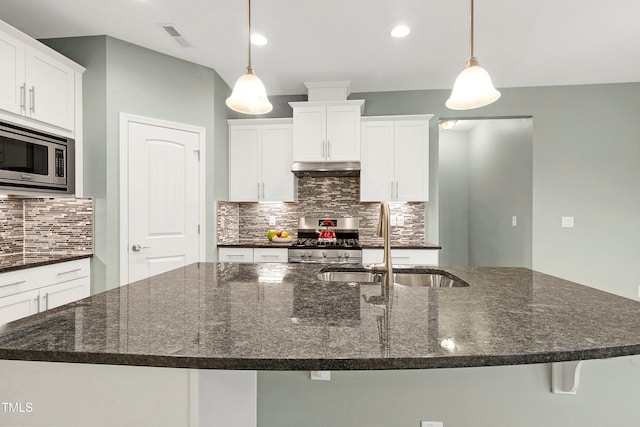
[
  {"left": 393, "top": 273, "right": 468, "bottom": 288},
  {"left": 316, "top": 271, "right": 382, "bottom": 283},
  {"left": 317, "top": 270, "right": 469, "bottom": 287}
]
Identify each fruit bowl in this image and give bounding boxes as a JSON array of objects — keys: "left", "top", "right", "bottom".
[{"left": 271, "top": 237, "right": 292, "bottom": 243}]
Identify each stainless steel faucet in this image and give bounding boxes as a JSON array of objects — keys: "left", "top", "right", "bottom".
[{"left": 367, "top": 201, "right": 393, "bottom": 285}]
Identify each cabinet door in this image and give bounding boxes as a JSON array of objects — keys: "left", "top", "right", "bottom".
[
  {"left": 229, "top": 125, "right": 262, "bottom": 201},
  {"left": 292, "top": 106, "right": 326, "bottom": 161},
  {"left": 0, "top": 289, "right": 39, "bottom": 324},
  {"left": 41, "top": 277, "right": 89, "bottom": 310},
  {"left": 360, "top": 121, "right": 395, "bottom": 201},
  {"left": 326, "top": 104, "right": 360, "bottom": 161},
  {"left": 0, "top": 30, "right": 25, "bottom": 116},
  {"left": 261, "top": 123, "right": 295, "bottom": 201},
  {"left": 25, "top": 46, "right": 75, "bottom": 131},
  {"left": 394, "top": 120, "right": 429, "bottom": 201}
]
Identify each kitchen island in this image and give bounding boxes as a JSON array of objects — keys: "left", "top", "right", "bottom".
[{"left": 2, "top": 262, "right": 640, "bottom": 370}]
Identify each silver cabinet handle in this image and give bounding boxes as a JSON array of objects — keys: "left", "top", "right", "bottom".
[
  {"left": 29, "top": 86, "right": 35, "bottom": 113},
  {"left": 262, "top": 182, "right": 265, "bottom": 199},
  {"left": 395, "top": 182, "right": 399, "bottom": 199},
  {"left": 20, "top": 84, "right": 26, "bottom": 111},
  {"left": 21, "top": 174, "right": 32, "bottom": 181},
  {"left": 327, "top": 140, "right": 331, "bottom": 159},
  {"left": 43, "top": 293, "right": 48, "bottom": 311},
  {"left": 132, "top": 244, "right": 150, "bottom": 252},
  {"left": 391, "top": 182, "right": 394, "bottom": 198},
  {"left": 257, "top": 182, "right": 261, "bottom": 199},
  {"left": 57, "top": 268, "right": 82, "bottom": 276},
  {"left": 5, "top": 280, "right": 26, "bottom": 287}
]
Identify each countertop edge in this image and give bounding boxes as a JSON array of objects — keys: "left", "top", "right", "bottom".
[
  {"left": 0, "top": 253, "right": 93, "bottom": 274},
  {"left": 3, "top": 345, "right": 639, "bottom": 371}
]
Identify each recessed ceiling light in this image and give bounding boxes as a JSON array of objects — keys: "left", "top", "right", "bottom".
[
  {"left": 251, "top": 34, "right": 268, "bottom": 46},
  {"left": 390, "top": 25, "right": 411, "bottom": 38}
]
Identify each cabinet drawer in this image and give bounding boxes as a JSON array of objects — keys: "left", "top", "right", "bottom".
[
  {"left": 362, "top": 249, "right": 439, "bottom": 266},
  {"left": 0, "top": 269, "right": 36, "bottom": 298},
  {"left": 218, "top": 248, "right": 254, "bottom": 263},
  {"left": 30, "top": 258, "right": 91, "bottom": 287},
  {"left": 253, "top": 248, "right": 288, "bottom": 263}
]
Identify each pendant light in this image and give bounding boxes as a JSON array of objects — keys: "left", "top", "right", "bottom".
[
  {"left": 226, "top": 0, "right": 273, "bottom": 115},
  {"left": 446, "top": 0, "right": 500, "bottom": 110}
]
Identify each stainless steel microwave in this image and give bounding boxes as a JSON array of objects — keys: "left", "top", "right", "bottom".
[{"left": 0, "top": 121, "right": 74, "bottom": 194}]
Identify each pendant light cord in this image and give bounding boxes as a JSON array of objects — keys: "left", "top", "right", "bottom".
[
  {"left": 469, "top": 0, "right": 474, "bottom": 58},
  {"left": 248, "top": 0, "right": 253, "bottom": 69}
]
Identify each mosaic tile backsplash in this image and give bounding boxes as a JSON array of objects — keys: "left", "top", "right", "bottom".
[
  {"left": 217, "top": 176, "right": 426, "bottom": 245},
  {"left": 0, "top": 198, "right": 93, "bottom": 255}
]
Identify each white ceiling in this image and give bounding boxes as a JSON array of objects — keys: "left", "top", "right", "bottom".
[{"left": 1, "top": 0, "right": 639, "bottom": 96}]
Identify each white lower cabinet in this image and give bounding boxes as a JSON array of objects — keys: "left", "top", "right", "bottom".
[
  {"left": 253, "top": 248, "right": 288, "bottom": 263},
  {"left": 218, "top": 248, "right": 254, "bottom": 263},
  {"left": 218, "top": 247, "right": 288, "bottom": 263},
  {"left": 362, "top": 249, "right": 439, "bottom": 266},
  {"left": 0, "top": 258, "right": 90, "bottom": 324}
]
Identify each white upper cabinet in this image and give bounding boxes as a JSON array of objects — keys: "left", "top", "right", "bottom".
[
  {"left": 290, "top": 100, "right": 364, "bottom": 162},
  {"left": 24, "top": 47, "right": 76, "bottom": 131},
  {"left": 0, "top": 29, "right": 25, "bottom": 116},
  {"left": 228, "top": 119, "right": 296, "bottom": 202},
  {"left": 0, "top": 19, "right": 83, "bottom": 135},
  {"left": 360, "top": 115, "right": 433, "bottom": 202}
]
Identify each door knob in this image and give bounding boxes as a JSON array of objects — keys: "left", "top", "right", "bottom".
[{"left": 132, "top": 244, "right": 150, "bottom": 252}]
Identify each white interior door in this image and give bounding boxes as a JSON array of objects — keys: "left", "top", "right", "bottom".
[{"left": 125, "top": 119, "right": 201, "bottom": 283}]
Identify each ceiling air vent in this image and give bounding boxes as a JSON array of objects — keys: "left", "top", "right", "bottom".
[{"left": 161, "top": 24, "right": 192, "bottom": 48}]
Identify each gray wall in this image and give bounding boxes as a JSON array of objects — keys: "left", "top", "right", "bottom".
[
  {"left": 260, "top": 84, "right": 640, "bottom": 426},
  {"left": 43, "top": 36, "right": 229, "bottom": 292},
  {"left": 467, "top": 119, "right": 533, "bottom": 267},
  {"left": 438, "top": 129, "right": 470, "bottom": 266}
]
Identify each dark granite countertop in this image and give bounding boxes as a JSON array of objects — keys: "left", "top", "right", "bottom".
[
  {"left": 360, "top": 242, "right": 442, "bottom": 250},
  {"left": 218, "top": 241, "right": 442, "bottom": 250},
  {"left": 2, "top": 262, "right": 640, "bottom": 370},
  {"left": 0, "top": 252, "right": 93, "bottom": 274},
  {"left": 218, "top": 241, "right": 293, "bottom": 248}
]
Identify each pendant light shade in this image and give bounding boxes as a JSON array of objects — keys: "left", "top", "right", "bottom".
[
  {"left": 226, "top": 0, "right": 273, "bottom": 115},
  {"left": 446, "top": 57, "right": 500, "bottom": 110},
  {"left": 226, "top": 66, "right": 273, "bottom": 114},
  {"left": 446, "top": 0, "right": 500, "bottom": 110}
]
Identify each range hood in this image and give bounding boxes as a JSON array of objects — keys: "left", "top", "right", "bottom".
[{"left": 291, "top": 161, "right": 360, "bottom": 178}]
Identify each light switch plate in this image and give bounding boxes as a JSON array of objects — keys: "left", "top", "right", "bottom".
[
  {"left": 390, "top": 215, "right": 397, "bottom": 226},
  {"left": 268, "top": 216, "right": 276, "bottom": 226},
  {"left": 561, "top": 216, "right": 574, "bottom": 228},
  {"left": 421, "top": 422, "right": 443, "bottom": 427},
  {"left": 512, "top": 216, "right": 517, "bottom": 227},
  {"left": 397, "top": 215, "right": 405, "bottom": 226}
]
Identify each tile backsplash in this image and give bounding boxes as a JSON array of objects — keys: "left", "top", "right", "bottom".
[
  {"left": 0, "top": 198, "right": 93, "bottom": 255},
  {"left": 218, "top": 177, "right": 425, "bottom": 245}
]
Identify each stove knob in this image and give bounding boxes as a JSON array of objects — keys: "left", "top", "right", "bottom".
[
  {"left": 306, "top": 251, "right": 313, "bottom": 258},
  {"left": 322, "top": 251, "right": 327, "bottom": 258},
  {"left": 345, "top": 252, "right": 350, "bottom": 260}
]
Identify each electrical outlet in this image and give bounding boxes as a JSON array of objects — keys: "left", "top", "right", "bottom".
[
  {"left": 421, "top": 422, "right": 443, "bottom": 427},
  {"left": 512, "top": 216, "right": 517, "bottom": 227},
  {"left": 397, "top": 215, "right": 405, "bottom": 226},
  {"left": 268, "top": 216, "right": 276, "bottom": 226},
  {"left": 561, "top": 216, "right": 574, "bottom": 228}
]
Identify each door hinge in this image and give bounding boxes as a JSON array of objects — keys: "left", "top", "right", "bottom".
[{"left": 194, "top": 149, "right": 200, "bottom": 161}]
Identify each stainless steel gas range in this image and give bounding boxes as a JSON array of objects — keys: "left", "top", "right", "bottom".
[{"left": 288, "top": 217, "right": 361, "bottom": 264}]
